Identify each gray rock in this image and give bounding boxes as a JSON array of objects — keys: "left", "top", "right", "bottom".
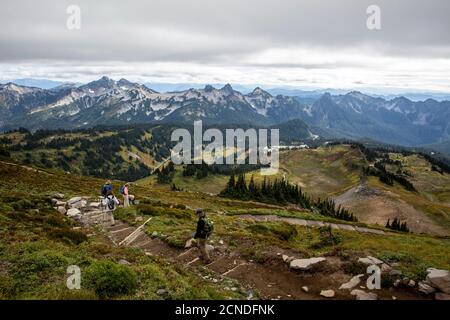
[
  {"left": 57, "top": 206, "right": 67, "bottom": 215},
  {"left": 381, "top": 263, "right": 392, "bottom": 273},
  {"left": 89, "top": 202, "right": 100, "bottom": 208},
  {"left": 408, "top": 280, "right": 416, "bottom": 287},
  {"left": 151, "top": 231, "right": 159, "bottom": 238},
  {"left": 67, "top": 208, "right": 81, "bottom": 217},
  {"left": 389, "top": 269, "right": 402, "bottom": 277},
  {"left": 426, "top": 268, "right": 450, "bottom": 294},
  {"left": 418, "top": 281, "right": 436, "bottom": 294},
  {"left": 351, "top": 289, "right": 378, "bottom": 300},
  {"left": 282, "top": 254, "right": 294, "bottom": 263},
  {"left": 156, "top": 289, "right": 168, "bottom": 296},
  {"left": 118, "top": 259, "right": 131, "bottom": 265},
  {"left": 206, "top": 244, "right": 215, "bottom": 252},
  {"left": 435, "top": 292, "right": 450, "bottom": 300},
  {"left": 320, "top": 290, "right": 335, "bottom": 298},
  {"left": 290, "top": 257, "right": 326, "bottom": 271},
  {"left": 339, "top": 274, "right": 364, "bottom": 290},
  {"left": 53, "top": 193, "right": 64, "bottom": 199},
  {"left": 67, "top": 197, "right": 82, "bottom": 205},
  {"left": 184, "top": 238, "right": 193, "bottom": 248},
  {"left": 358, "top": 256, "right": 383, "bottom": 265},
  {"left": 69, "top": 200, "right": 87, "bottom": 209},
  {"left": 302, "top": 286, "right": 309, "bottom": 293}
]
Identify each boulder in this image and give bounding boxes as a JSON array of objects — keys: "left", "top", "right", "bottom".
[
  {"left": 184, "top": 238, "right": 193, "bottom": 248},
  {"left": 320, "top": 290, "right": 335, "bottom": 298},
  {"left": 435, "top": 293, "right": 450, "bottom": 300},
  {"left": 381, "top": 263, "right": 392, "bottom": 273},
  {"left": 426, "top": 268, "right": 450, "bottom": 293},
  {"left": 408, "top": 280, "right": 416, "bottom": 287},
  {"left": 67, "top": 197, "right": 82, "bottom": 205},
  {"left": 389, "top": 269, "right": 402, "bottom": 277},
  {"left": 351, "top": 289, "right": 378, "bottom": 300},
  {"left": 151, "top": 231, "right": 159, "bottom": 238},
  {"left": 302, "top": 286, "right": 309, "bottom": 293},
  {"left": 339, "top": 274, "right": 364, "bottom": 290},
  {"left": 118, "top": 259, "right": 131, "bottom": 265},
  {"left": 69, "top": 200, "right": 87, "bottom": 209},
  {"left": 89, "top": 202, "right": 100, "bottom": 208},
  {"left": 57, "top": 206, "right": 67, "bottom": 215},
  {"left": 358, "top": 256, "right": 383, "bottom": 265},
  {"left": 156, "top": 289, "right": 168, "bottom": 296},
  {"left": 418, "top": 281, "right": 436, "bottom": 295},
  {"left": 67, "top": 208, "right": 81, "bottom": 217},
  {"left": 289, "top": 257, "right": 326, "bottom": 271},
  {"left": 53, "top": 193, "right": 64, "bottom": 199}
]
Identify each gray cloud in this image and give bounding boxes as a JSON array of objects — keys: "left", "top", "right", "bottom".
[
  {"left": 0, "top": 0, "right": 449, "bottom": 92},
  {"left": 0, "top": 0, "right": 449, "bottom": 62}
]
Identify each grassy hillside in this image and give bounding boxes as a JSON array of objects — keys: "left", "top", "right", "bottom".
[
  {"left": 0, "top": 126, "right": 174, "bottom": 180},
  {"left": 142, "top": 144, "right": 450, "bottom": 235},
  {"left": 1, "top": 159, "right": 450, "bottom": 300},
  {"left": 0, "top": 161, "right": 246, "bottom": 299}
]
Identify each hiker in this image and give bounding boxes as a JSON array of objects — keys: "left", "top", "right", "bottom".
[
  {"left": 193, "top": 208, "right": 214, "bottom": 264},
  {"left": 101, "top": 180, "right": 113, "bottom": 197},
  {"left": 101, "top": 180, "right": 119, "bottom": 211},
  {"left": 120, "top": 183, "right": 130, "bottom": 207}
]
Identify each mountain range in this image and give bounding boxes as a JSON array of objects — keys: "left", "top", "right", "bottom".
[{"left": 1, "top": 76, "right": 449, "bottom": 148}]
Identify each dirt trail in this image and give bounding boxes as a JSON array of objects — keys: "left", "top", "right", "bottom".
[
  {"left": 238, "top": 214, "right": 386, "bottom": 235},
  {"left": 78, "top": 204, "right": 420, "bottom": 300}
]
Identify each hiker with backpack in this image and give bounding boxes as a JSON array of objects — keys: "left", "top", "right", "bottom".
[
  {"left": 120, "top": 183, "right": 130, "bottom": 207},
  {"left": 193, "top": 208, "right": 214, "bottom": 264},
  {"left": 101, "top": 180, "right": 113, "bottom": 197},
  {"left": 101, "top": 180, "right": 119, "bottom": 211}
]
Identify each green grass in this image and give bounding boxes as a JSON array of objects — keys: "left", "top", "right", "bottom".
[
  {"left": 1, "top": 150, "right": 450, "bottom": 299},
  {"left": 0, "top": 162, "right": 244, "bottom": 300}
]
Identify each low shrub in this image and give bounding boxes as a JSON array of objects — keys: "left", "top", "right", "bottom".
[
  {"left": 247, "top": 222, "right": 298, "bottom": 241},
  {"left": 84, "top": 261, "right": 137, "bottom": 298},
  {"left": 311, "top": 226, "right": 342, "bottom": 248}
]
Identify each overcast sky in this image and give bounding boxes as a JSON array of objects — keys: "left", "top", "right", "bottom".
[{"left": 0, "top": 0, "right": 449, "bottom": 92}]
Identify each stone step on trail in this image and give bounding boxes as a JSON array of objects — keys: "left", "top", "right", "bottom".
[
  {"left": 138, "top": 238, "right": 179, "bottom": 258},
  {"left": 129, "top": 232, "right": 150, "bottom": 247},
  {"left": 109, "top": 227, "right": 137, "bottom": 244},
  {"left": 105, "top": 222, "right": 128, "bottom": 232},
  {"left": 110, "top": 226, "right": 135, "bottom": 235},
  {"left": 132, "top": 239, "right": 153, "bottom": 249}
]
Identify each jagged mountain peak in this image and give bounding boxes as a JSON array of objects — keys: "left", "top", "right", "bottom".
[
  {"left": 220, "top": 83, "right": 234, "bottom": 94},
  {"left": 250, "top": 86, "right": 272, "bottom": 97},
  {"left": 204, "top": 84, "right": 215, "bottom": 92}
]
